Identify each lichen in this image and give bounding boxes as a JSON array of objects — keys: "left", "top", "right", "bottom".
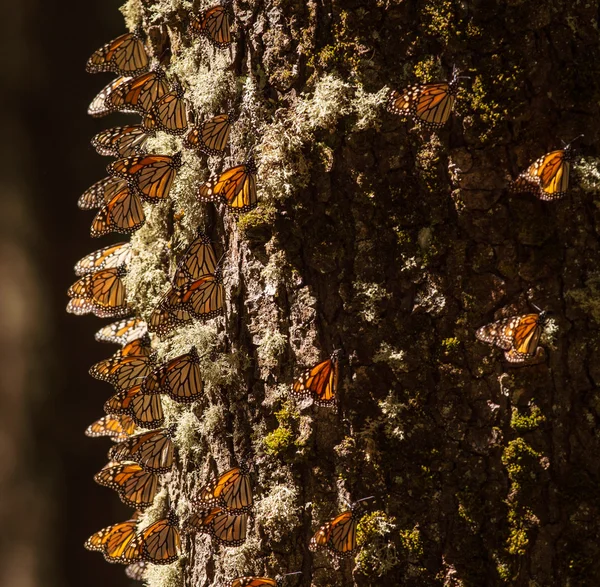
[{"left": 355, "top": 511, "right": 400, "bottom": 577}]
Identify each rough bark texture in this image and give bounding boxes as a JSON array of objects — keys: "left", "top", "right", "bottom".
[{"left": 98, "top": 0, "right": 600, "bottom": 586}]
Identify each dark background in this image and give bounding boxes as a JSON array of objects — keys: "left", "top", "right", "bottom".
[{"left": 1, "top": 1, "right": 139, "bottom": 585}]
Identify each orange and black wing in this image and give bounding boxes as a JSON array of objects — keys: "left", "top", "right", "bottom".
[
  {"left": 197, "top": 157, "right": 257, "bottom": 212},
  {"left": 85, "top": 414, "right": 137, "bottom": 442},
  {"left": 189, "top": 5, "right": 232, "bottom": 48},
  {"left": 310, "top": 510, "right": 358, "bottom": 558},
  {"left": 184, "top": 113, "right": 232, "bottom": 156},
  {"left": 185, "top": 507, "right": 247, "bottom": 546},
  {"left": 86, "top": 31, "right": 149, "bottom": 75},
  {"left": 291, "top": 354, "right": 339, "bottom": 406},
  {"left": 139, "top": 510, "right": 181, "bottom": 565},
  {"left": 90, "top": 185, "right": 146, "bottom": 238},
  {"left": 95, "top": 317, "right": 148, "bottom": 346},
  {"left": 95, "top": 462, "right": 160, "bottom": 509},
  {"left": 108, "top": 428, "right": 175, "bottom": 473},
  {"left": 74, "top": 242, "right": 131, "bottom": 276},
  {"left": 78, "top": 176, "right": 128, "bottom": 210},
  {"left": 143, "top": 82, "right": 189, "bottom": 136},
  {"left": 108, "top": 153, "right": 182, "bottom": 202},
  {"left": 226, "top": 578, "right": 277, "bottom": 587},
  {"left": 88, "top": 76, "right": 132, "bottom": 118},
  {"left": 104, "top": 385, "right": 165, "bottom": 430},
  {"left": 511, "top": 149, "right": 570, "bottom": 201},
  {"left": 92, "top": 125, "right": 152, "bottom": 158},
  {"left": 67, "top": 267, "right": 129, "bottom": 318},
  {"left": 173, "top": 231, "right": 218, "bottom": 286},
  {"left": 109, "top": 69, "right": 169, "bottom": 114}
]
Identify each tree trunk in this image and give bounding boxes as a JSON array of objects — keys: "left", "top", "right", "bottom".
[{"left": 98, "top": 0, "right": 600, "bottom": 585}]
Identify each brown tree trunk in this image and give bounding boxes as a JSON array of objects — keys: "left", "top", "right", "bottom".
[{"left": 97, "top": 0, "right": 600, "bottom": 585}]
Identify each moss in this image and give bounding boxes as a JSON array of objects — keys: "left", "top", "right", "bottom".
[
  {"left": 398, "top": 526, "right": 424, "bottom": 558},
  {"left": 574, "top": 157, "right": 600, "bottom": 193},
  {"left": 254, "top": 484, "right": 300, "bottom": 542},
  {"left": 510, "top": 404, "right": 546, "bottom": 433},
  {"left": 264, "top": 426, "right": 294, "bottom": 455},
  {"left": 441, "top": 337, "right": 460, "bottom": 352},
  {"left": 355, "top": 511, "right": 400, "bottom": 577},
  {"left": 506, "top": 507, "right": 538, "bottom": 557},
  {"left": 421, "top": 0, "right": 457, "bottom": 44},
  {"left": 145, "top": 559, "right": 183, "bottom": 587},
  {"left": 256, "top": 329, "right": 288, "bottom": 370},
  {"left": 502, "top": 438, "right": 542, "bottom": 490},
  {"left": 236, "top": 205, "right": 278, "bottom": 241}
]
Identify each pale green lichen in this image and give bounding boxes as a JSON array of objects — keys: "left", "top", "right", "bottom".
[
  {"left": 573, "top": 156, "right": 600, "bottom": 193},
  {"left": 353, "top": 281, "right": 389, "bottom": 323},
  {"left": 256, "top": 329, "right": 288, "bottom": 370},
  {"left": 254, "top": 484, "right": 300, "bottom": 542},
  {"left": 378, "top": 392, "right": 408, "bottom": 442},
  {"left": 145, "top": 559, "right": 183, "bottom": 587},
  {"left": 355, "top": 511, "right": 400, "bottom": 577},
  {"left": 373, "top": 343, "right": 407, "bottom": 374}
]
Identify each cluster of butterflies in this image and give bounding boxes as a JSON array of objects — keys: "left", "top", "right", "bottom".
[
  {"left": 71, "top": 5, "right": 383, "bottom": 583},
  {"left": 387, "top": 66, "right": 580, "bottom": 201}
]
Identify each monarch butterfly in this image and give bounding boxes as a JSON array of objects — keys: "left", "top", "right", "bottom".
[
  {"left": 184, "top": 506, "right": 248, "bottom": 546},
  {"left": 108, "top": 153, "right": 182, "bottom": 202},
  {"left": 86, "top": 31, "right": 149, "bottom": 76},
  {"left": 85, "top": 414, "right": 137, "bottom": 442},
  {"left": 90, "top": 185, "right": 146, "bottom": 238},
  {"left": 104, "top": 384, "right": 165, "bottom": 429},
  {"left": 172, "top": 231, "right": 218, "bottom": 287},
  {"left": 67, "top": 266, "right": 129, "bottom": 318},
  {"left": 310, "top": 497, "right": 374, "bottom": 559},
  {"left": 95, "top": 317, "right": 148, "bottom": 346},
  {"left": 92, "top": 125, "right": 152, "bottom": 158},
  {"left": 387, "top": 67, "right": 462, "bottom": 130},
  {"left": 510, "top": 138, "right": 582, "bottom": 201},
  {"left": 90, "top": 335, "right": 153, "bottom": 377},
  {"left": 226, "top": 572, "right": 302, "bottom": 587},
  {"left": 78, "top": 176, "right": 128, "bottom": 211},
  {"left": 85, "top": 518, "right": 141, "bottom": 563},
  {"left": 109, "top": 69, "right": 170, "bottom": 114},
  {"left": 198, "top": 157, "right": 258, "bottom": 213},
  {"left": 74, "top": 242, "right": 131, "bottom": 276},
  {"left": 125, "top": 561, "right": 147, "bottom": 581},
  {"left": 143, "top": 80, "right": 189, "bottom": 136},
  {"left": 87, "top": 76, "right": 133, "bottom": 118},
  {"left": 147, "top": 300, "right": 193, "bottom": 338},
  {"left": 159, "top": 273, "right": 225, "bottom": 321},
  {"left": 138, "top": 510, "right": 182, "bottom": 564},
  {"left": 183, "top": 112, "right": 233, "bottom": 156},
  {"left": 475, "top": 311, "right": 547, "bottom": 363},
  {"left": 108, "top": 427, "right": 175, "bottom": 473},
  {"left": 291, "top": 351, "right": 340, "bottom": 407},
  {"left": 100, "top": 355, "right": 157, "bottom": 393},
  {"left": 194, "top": 463, "right": 253, "bottom": 514},
  {"left": 142, "top": 347, "right": 204, "bottom": 404},
  {"left": 94, "top": 462, "right": 161, "bottom": 509},
  {"left": 189, "top": 4, "right": 233, "bottom": 48}
]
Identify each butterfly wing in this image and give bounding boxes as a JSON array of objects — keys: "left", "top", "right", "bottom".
[
  {"left": 108, "top": 154, "right": 182, "bottom": 202},
  {"left": 110, "top": 70, "right": 169, "bottom": 114},
  {"left": 198, "top": 158, "right": 258, "bottom": 212},
  {"left": 476, "top": 313, "right": 542, "bottom": 360},
  {"left": 187, "top": 507, "right": 248, "bottom": 546},
  {"left": 125, "top": 561, "right": 147, "bottom": 581},
  {"left": 94, "top": 463, "right": 160, "bottom": 509},
  {"left": 173, "top": 232, "right": 218, "bottom": 286},
  {"left": 109, "top": 428, "right": 174, "bottom": 473},
  {"left": 86, "top": 32, "right": 149, "bottom": 75},
  {"left": 189, "top": 113, "right": 232, "bottom": 156},
  {"left": 87, "top": 76, "right": 132, "bottom": 118},
  {"left": 190, "top": 5, "right": 232, "bottom": 48},
  {"left": 92, "top": 125, "right": 151, "bottom": 158},
  {"left": 143, "top": 86, "right": 189, "bottom": 135},
  {"left": 291, "top": 355, "right": 338, "bottom": 406},
  {"left": 310, "top": 510, "right": 357, "bottom": 558},
  {"left": 79, "top": 177, "right": 128, "bottom": 211},
  {"left": 95, "top": 318, "right": 148, "bottom": 346},
  {"left": 85, "top": 414, "right": 137, "bottom": 441},
  {"left": 90, "top": 186, "right": 146, "bottom": 238},
  {"left": 67, "top": 267, "right": 129, "bottom": 318},
  {"left": 140, "top": 511, "right": 181, "bottom": 564},
  {"left": 74, "top": 242, "right": 131, "bottom": 276},
  {"left": 227, "top": 579, "right": 277, "bottom": 587}
]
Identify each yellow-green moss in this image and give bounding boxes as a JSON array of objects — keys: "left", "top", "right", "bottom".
[
  {"left": 355, "top": 511, "right": 400, "bottom": 577},
  {"left": 510, "top": 404, "right": 546, "bottom": 433},
  {"left": 236, "top": 205, "right": 278, "bottom": 239},
  {"left": 264, "top": 426, "right": 294, "bottom": 455},
  {"left": 502, "top": 438, "right": 542, "bottom": 489}
]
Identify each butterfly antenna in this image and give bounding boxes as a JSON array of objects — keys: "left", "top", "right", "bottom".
[
  {"left": 530, "top": 302, "right": 543, "bottom": 313},
  {"left": 282, "top": 571, "right": 303, "bottom": 578},
  {"left": 353, "top": 496, "right": 376, "bottom": 507}
]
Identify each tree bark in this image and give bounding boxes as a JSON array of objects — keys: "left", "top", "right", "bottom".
[{"left": 110, "top": 0, "right": 600, "bottom": 586}]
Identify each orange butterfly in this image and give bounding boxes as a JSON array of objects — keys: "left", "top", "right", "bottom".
[
  {"left": 143, "top": 79, "right": 189, "bottom": 135},
  {"left": 138, "top": 510, "right": 181, "bottom": 564},
  {"left": 78, "top": 176, "right": 128, "bottom": 210},
  {"left": 86, "top": 31, "right": 149, "bottom": 76},
  {"left": 92, "top": 125, "right": 152, "bottom": 158},
  {"left": 109, "top": 69, "right": 170, "bottom": 114},
  {"left": 94, "top": 462, "right": 161, "bottom": 509},
  {"left": 189, "top": 4, "right": 233, "bottom": 48},
  {"left": 104, "top": 384, "right": 165, "bottom": 429},
  {"left": 184, "top": 506, "right": 248, "bottom": 546},
  {"left": 475, "top": 310, "right": 547, "bottom": 363},
  {"left": 87, "top": 76, "right": 133, "bottom": 118},
  {"left": 183, "top": 112, "right": 233, "bottom": 156},
  {"left": 90, "top": 185, "right": 146, "bottom": 238},
  {"left": 84, "top": 518, "right": 141, "bottom": 563},
  {"left": 194, "top": 463, "right": 253, "bottom": 514},
  {"left": 108, "top": 427, "right": 175, "bottom": 473},
  {"left": 510, "top": 137, "right": 581, "bottom": 201},
  {"left": 226, "top": 573, "right": 302, "bottom": 587},
  {"left": 95, "top": 317, "right": 148, "bottom": 346},
  {"left": 387, "top": 67, "right": 463, "bottom": 130},
  {"left": 310, "top": 497, "right": 374, "bottom": 559},
  {"left": 74, "top": 242, "right": 131, "bottom": 276},
  {"left": 198, "top": 157, "right": 258, "bottom": 212},
  {"left": 107, "top": 153, "right": 182, "bottom": 202},
  {"left": 291, "top": 351, "right": 340, "bottom": 407},
  {"left": 158, "top": 273, "right": 225, "bottom": 320},
  {"left": 172, "top": 231, "right": 218, "bottom": 287},
  {"left": 142, "top": 346, "right": 204, "bottom": 404},
  {"left": 67, "top": 266, "right": 129, "bottom": 318},
  {"left": 85, "top": 414, "right": 137, "bottom": 442}
]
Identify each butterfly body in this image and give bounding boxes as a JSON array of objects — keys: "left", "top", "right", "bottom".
[
  {"left": 184, "top": 113, "right": 232, "bottom": 156},
  {"left": 184, "top": 506, "right": 248, "bottom": 546}
]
